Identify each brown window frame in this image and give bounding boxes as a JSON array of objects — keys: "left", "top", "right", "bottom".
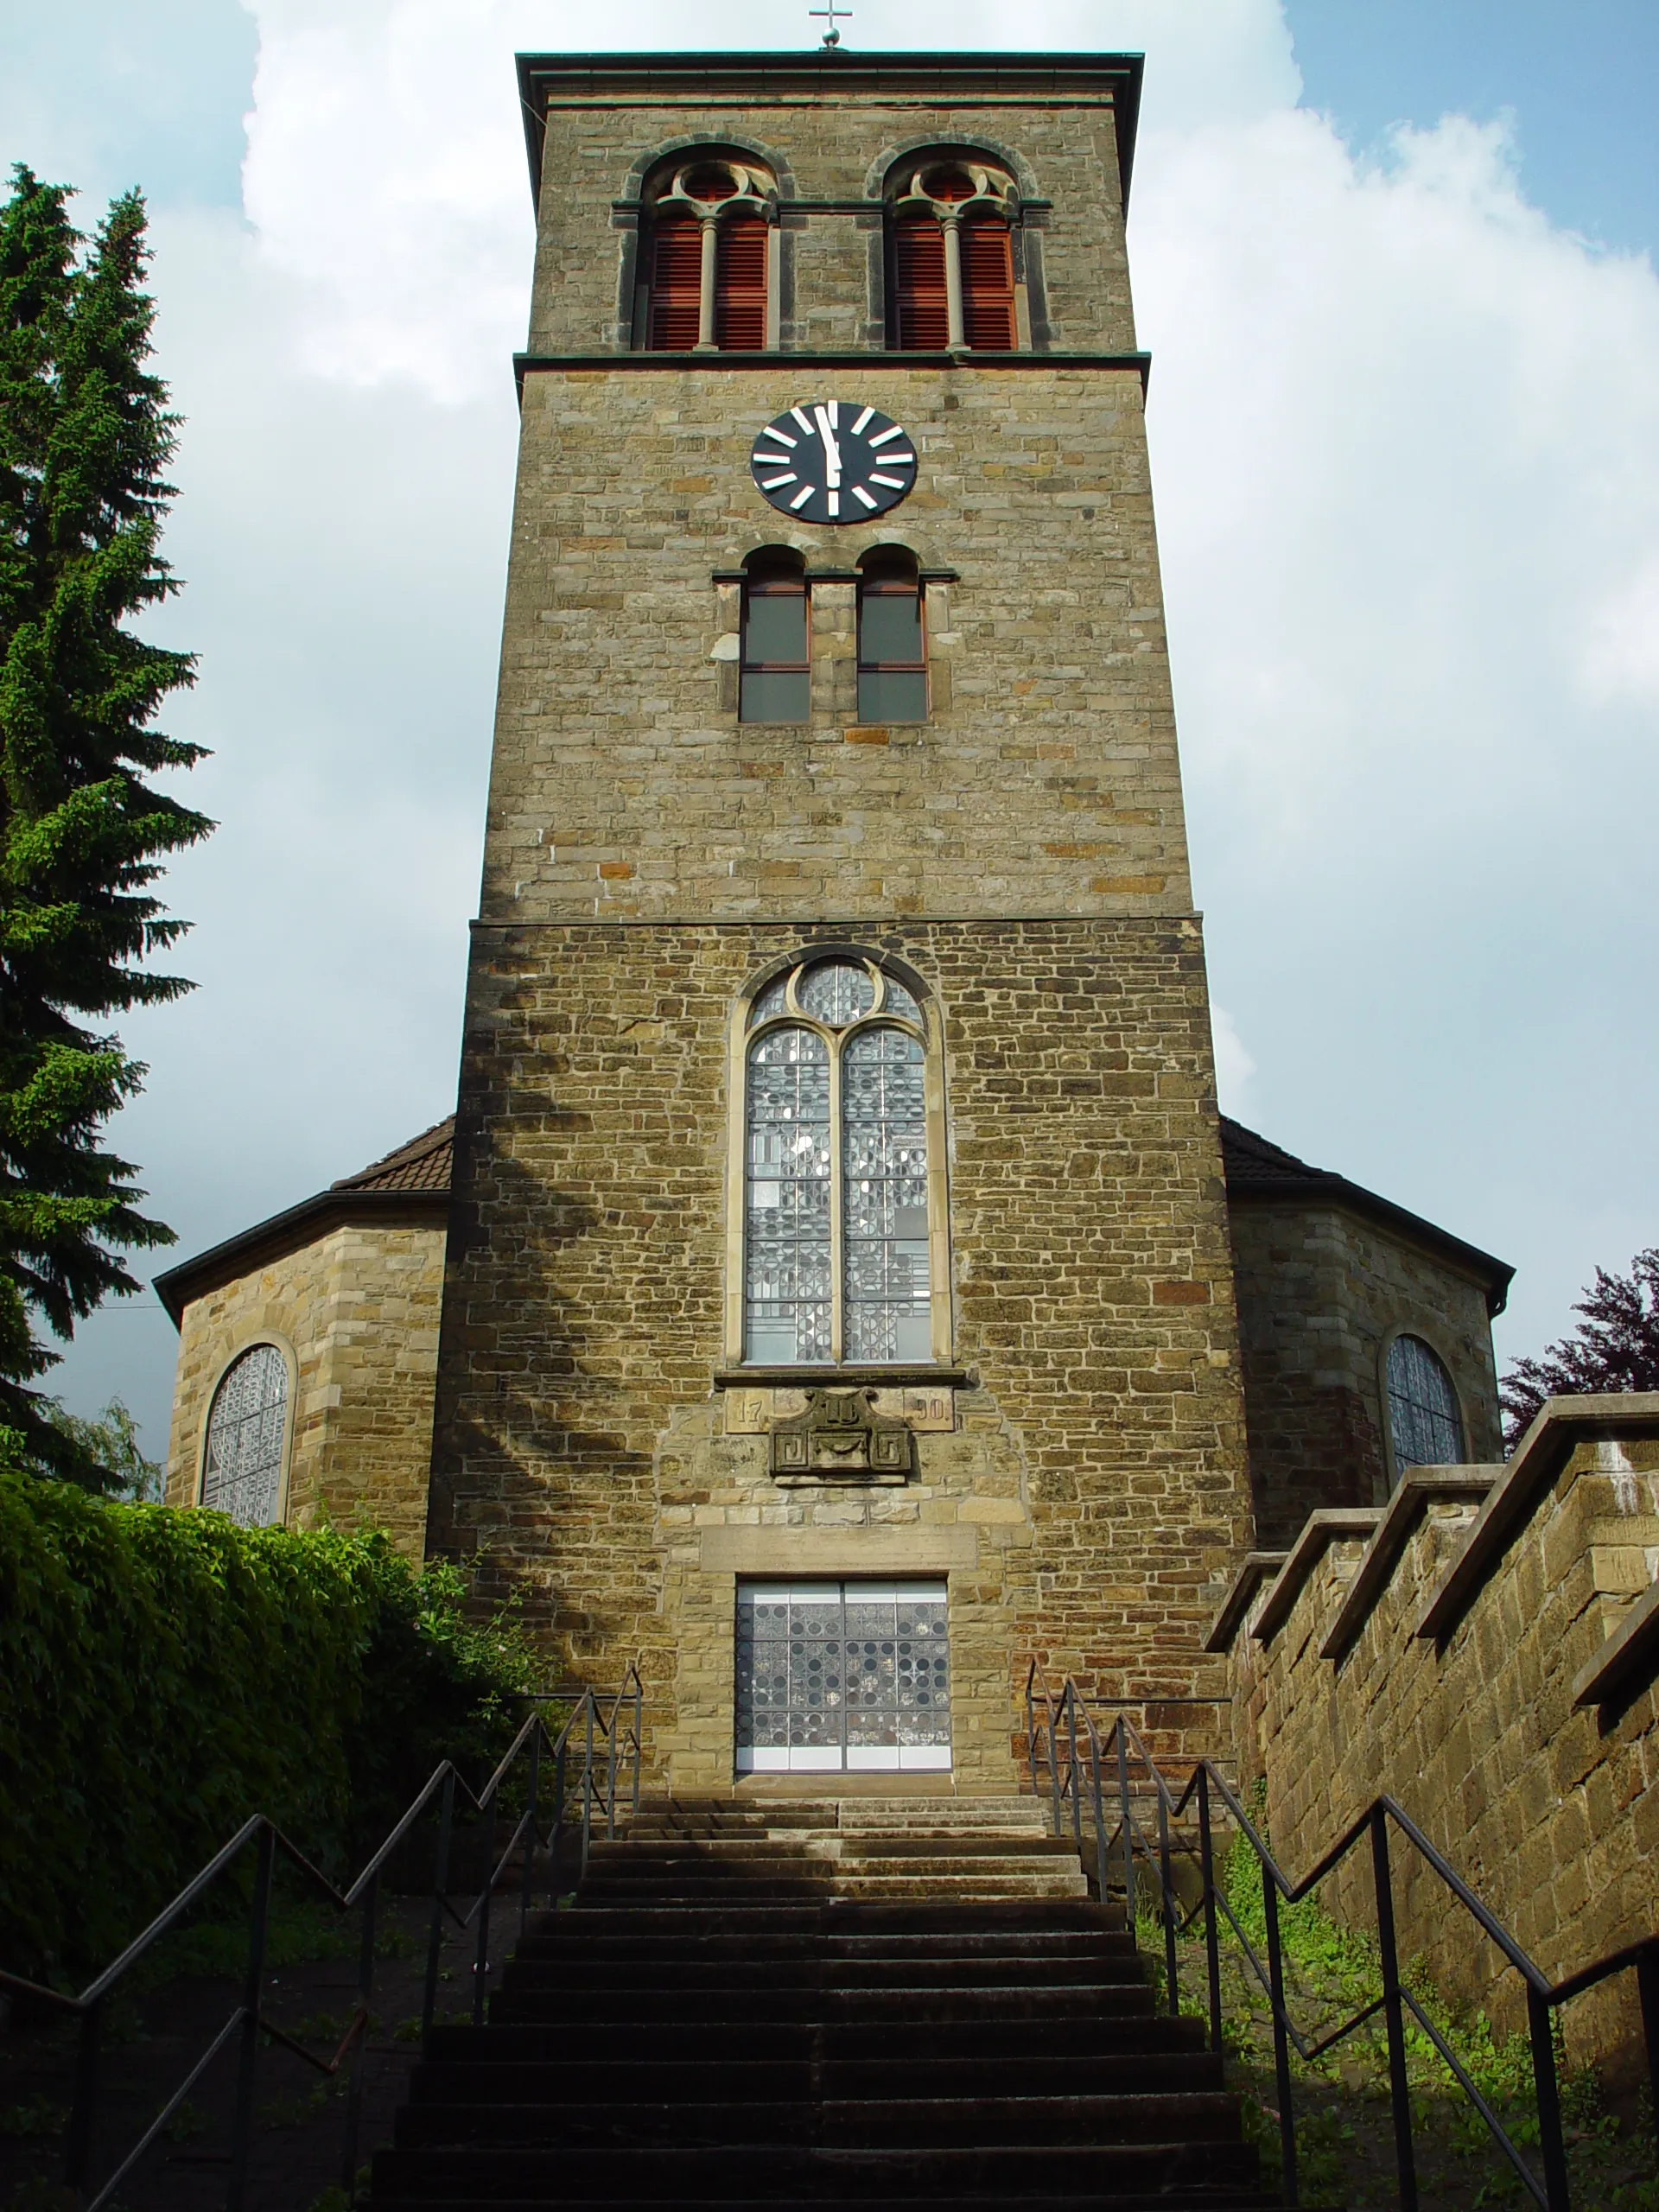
[
  {"left": 856, "top": 566, "right": 927, "bottom": 725},
  {"left": 741, "top": 569, "right": 810, "bottom": 724}
]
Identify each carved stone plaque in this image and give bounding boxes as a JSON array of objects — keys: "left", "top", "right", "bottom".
[
  {"left": 768, "top": 1388, "right": 915, "bottom": 1485},
  {"left": 725, "top": 1384, "right": 954, "bottom": 1439}
]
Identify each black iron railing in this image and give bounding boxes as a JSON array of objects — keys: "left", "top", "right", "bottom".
[
  {"left": 1025, "top": 1661, "right": 1659, "bottom": 2212},
  {"left": 0, "top": 1666, "right": 643, "bottom": 2211}
]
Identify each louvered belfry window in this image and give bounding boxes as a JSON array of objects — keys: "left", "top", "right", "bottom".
[
  {"left": 716, "top": 214, "right": 768, "bottom": 349},
  {"left": 889, "top": 156, "right": 1019, "bottom": 353},
  {"left": 647, "top": 213, "right": 702, "bottom": 350},
  {"left": 961, "top": 215, "right": 1015, "bottom": 350},
  {"left": 642, "top": 156, "right": 772, "bottom": 352},
  {"left": 893, "top": 217, "right": 948, "bottom": 349}
]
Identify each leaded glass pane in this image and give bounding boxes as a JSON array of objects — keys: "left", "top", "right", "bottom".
[
  {"left": 735, "top": 1580, "right": 950, "bottom": 1771},
  {"left": 880, "top": 975, "right": 921, "bottom": 1022},
  {"left": 744, "top": 1027, "right": 831, "bottom": 1363},
  {"left": 201, "top": 1344, "right": 288, "bottom": 1526},
  {"left": 751, "top": 974, "right": 791, "bottom": 1025},
  {"left": 842, "top": 1026, "right": 931, "bottom": 1362},
  {"left": 1386, "top": 1335, "right": 1465, "bottom": 1477},
  {"left": 798, "top": 959, "right": 874, "bottom": 1027}
]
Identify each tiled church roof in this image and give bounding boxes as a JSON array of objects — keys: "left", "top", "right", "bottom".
[
  {"left": 1219, "top": 1114, "right": 1512, "bottom": 1314},
  {"left": 333, "top": 1116, "right": 454, "bottom": 1195}
]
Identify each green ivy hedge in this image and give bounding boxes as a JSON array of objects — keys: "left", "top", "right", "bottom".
[{"left": 0, "top": 1470, "right": 548, "bottom": 1981}]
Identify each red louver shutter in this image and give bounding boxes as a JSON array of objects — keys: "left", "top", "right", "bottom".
[
  {"left": 716, "top": 214, "right": 768, "bottom": 349},
  {"left": 894, "top": 216, "right": 948, "bottom": 350},
  {"left": 961, "top": 217, "right": 1015, "bottom": 350},
  {"left": 648, "top": 214, "right": 702, "bottom": 350}
]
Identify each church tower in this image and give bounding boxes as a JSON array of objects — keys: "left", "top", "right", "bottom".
[{"left": 426, "top": 49, "right": 1254, "bottom": 1792}]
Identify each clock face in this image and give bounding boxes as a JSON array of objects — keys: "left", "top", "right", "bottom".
[{"left": 749, "top": 403, "right": 916, "bottom": 526}]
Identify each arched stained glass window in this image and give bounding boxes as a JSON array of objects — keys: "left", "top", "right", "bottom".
[
  {"left": 201, "top": 1344, "right": 289, "bottom": 1525},
  {"left": 740, "top": 956, "right": 944, "bottom": 1366},
  {"left": 1385, "top": 1334, "right": 1465, "bottom": 1478}
]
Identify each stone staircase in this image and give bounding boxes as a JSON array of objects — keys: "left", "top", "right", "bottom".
[{"left": 368, "top": 1796, "right": 1294, "bottom": 2208}]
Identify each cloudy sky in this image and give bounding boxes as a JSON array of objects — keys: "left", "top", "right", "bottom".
[{"left": 3, "top": 0, "right": 1657, "bottom": 1459}]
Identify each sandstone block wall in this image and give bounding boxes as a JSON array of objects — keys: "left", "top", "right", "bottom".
[
  {"left": 428, "top": 916, "right": 1249, "bottom": 1791},
  {"left": 489, "top": 363, "right": 1187, "bottom": 928},
  {"left": 1230, "top": 1199, "right": 1503, "bottom": 1545},
  {"left": 1222, "top": 1408, "right": 1659, "bottom": 2068},
  {"left": 166, "top": 1218, "right": 444, "bottom": 1558},
  {"left": 528, "top": 86, "right": 1135, "bottom": 358}
]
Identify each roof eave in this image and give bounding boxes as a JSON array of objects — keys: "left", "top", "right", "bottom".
[{"left": 152, "top": 1187, "right": 450, "bottom": 1328}]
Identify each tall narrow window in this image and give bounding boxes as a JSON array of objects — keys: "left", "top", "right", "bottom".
[
  {"left": 741, "top": 552, "right": 809, "bottom": 723},
  {"left": 201, "top": 1344, "right": 289, "bottom": 1526},
  {"left": 856, "top": 549, "right": 926, "bottom": 724},
  {"left": 647, "top": 213, "right": 702, "bottom": 350},
  {"left": 961, "top": 215, "right": 1016, "bottom": 349},
  {"left": 740, "top": 955, "right": 942, "bottom": 1366},
  {"left": 1385, "top": 1334, "right": 1465, "bottom": 1477},
  {"left": 893, "top": 216, "right": 948, "bottom": 349},
  {"left": 716, "top": 214, "right": 768, "bottom": 348}
]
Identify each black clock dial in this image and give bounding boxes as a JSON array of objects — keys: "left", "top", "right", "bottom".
[{"left": 749, "top": 402, "right": 916, "bottom": 526}]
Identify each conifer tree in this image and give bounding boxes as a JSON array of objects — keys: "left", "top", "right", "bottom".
[{"left": 0, "top": 166, "right": 210, "bottom": 1484}]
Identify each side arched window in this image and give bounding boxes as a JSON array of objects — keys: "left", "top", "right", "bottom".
[
  {"left": 741, "top": 549, "right": 809, "bottom": 723},
  {"left": 736, "top": 955, "right": 946, "bottom": 1366},
  {"left": 888, "top": 156, "right": 1019, "bottom": 353},
  {"left": 1385, "top": 1334, "right": 1465, "bottom": 1477},
  {"left": 201, "top": 1344, "right": 289, "bottom": 1525},
  {"left": 640, "top": 156, "right": 774, "bottom": 352},
  {"left": 857, "top": 547, "right": 926, "bottom": 724}
]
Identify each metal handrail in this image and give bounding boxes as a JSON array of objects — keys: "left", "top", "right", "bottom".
[
  {"left": 1023, "top": 1658, "right": 1659, "bottom": 2212},
  {"left": 0, "top": 1664, "right": 644, "bottom": 2211}
]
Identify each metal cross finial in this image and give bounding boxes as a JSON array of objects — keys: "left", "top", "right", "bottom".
[{"left": 809, "top": 0, "right": 848, "bottom": 45}]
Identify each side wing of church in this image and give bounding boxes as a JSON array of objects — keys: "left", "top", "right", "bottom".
[{"left": 156, "top": 49, "right": 1511, "bottom": 1798}]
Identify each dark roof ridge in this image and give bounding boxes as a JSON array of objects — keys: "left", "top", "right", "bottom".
[{"left": 333, "top": 1115, "right": 456, "bottom": 1192}]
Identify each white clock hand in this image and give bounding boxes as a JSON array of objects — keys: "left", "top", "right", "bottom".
[{"left": 813, "top": 405, "right": 842, "bottom": 484}]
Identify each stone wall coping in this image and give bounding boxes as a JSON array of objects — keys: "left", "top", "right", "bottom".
[
  {"left": 1202, "top": 1551, "right": 1288, "bottom": 1654},
  {"left": 1250, "top": 1510, "right": 1382, "bottom": 1646},
  {"left": 513, "top": 352, "right": 1155, "bottom": 401},
  {"left": 1416, "top": 1394, "right": 1659, "bottom": 1645},
  {"left": 1319, "top": 1468, "right": 1500, "bottom": 1663},
  {"left": 1573, "top": 1573, "right": 1659, "bottom": 1710},
  {"left": 712, "top": 1363, "right": 973, "bottom": 1389}
]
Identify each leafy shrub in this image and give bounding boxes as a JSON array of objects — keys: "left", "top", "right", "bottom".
[{"left": 0, "top": 1470, "right": 548, "bottom": 1980}]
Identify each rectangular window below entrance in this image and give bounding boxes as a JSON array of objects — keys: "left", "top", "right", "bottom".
[{"left": 735, "top": 1580, "right": 951, "bottom": 1773}]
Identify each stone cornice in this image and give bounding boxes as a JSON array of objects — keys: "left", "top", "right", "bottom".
[
  {"left": 513, "top": 351, "right": 1154, "bottom": 403},
  {"left": 1202, "top": 1550, "right": 1288, "bottom": 1654}
]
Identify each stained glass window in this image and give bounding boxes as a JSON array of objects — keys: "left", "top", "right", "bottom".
[
  {"left": 1385, "top": 1334, "right": 1465, "bottom": 1477},
  {"left": 843, "top": 1028, "right": 930, "bottom": 1360},
  {"left": 741, "top": 956, "right": 938, "bottom": 1365},
  {"left": 744, "top": 1026, "right": 831, "bottom": 1363},
  {"left": 735, "top": 1580, "right": 950, "bottom": 1771},
  {"left": 201, "top": 1344, "right": 289, "bottom": 1525}
]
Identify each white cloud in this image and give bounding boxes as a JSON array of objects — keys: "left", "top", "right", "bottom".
[
  {"left": 33, "top": 0, "right": 1659, "bottom": 1443},
  {"left": 1210, "top": 1007, "right": 1256, "bottom": 1111}
]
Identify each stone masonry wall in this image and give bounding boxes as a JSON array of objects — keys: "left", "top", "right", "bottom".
[
  {"left": 529, "top": 92, "right": 1135, "bottom": 357},
  {"left": 428, "top": 916, "right": 1249, "bottom": 1792},
  {"left": 488, "top": 364, "right": 1186, "bottom": 928},
  {"left": 1230, "top": 1198, "right": 1502, "bottom": 1546},
  {"left": 1228, "top": 1430, "right": 1659, "bottom": 2067},
  {"left": 166, "top": 1217, "right": 444, "bottom": 1559}
]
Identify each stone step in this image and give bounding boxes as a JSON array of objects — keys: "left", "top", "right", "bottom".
[
  {"left": 410, "top": 2052, "right": 1226, "bottom": 2106},
  {"left": 370, "top": 2139, "right": 1268, "bottom": 2198},
  {"left": 423, "top": 2014, "right": 1209, "bottom": 2065},
  {"left": 488, "top": 1984, "right": 1165, "bottom": 2027},
  {"left": 513, "top": 1927, "right": 1135, "bottom": 1962}
]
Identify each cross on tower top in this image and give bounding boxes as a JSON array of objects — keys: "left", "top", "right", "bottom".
[{"left": 808, "top": 0, "right": 849, "bottom": 47}]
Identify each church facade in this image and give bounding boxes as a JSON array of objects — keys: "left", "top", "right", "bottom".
[{"left": 157, "top": 48, "right": 1510, "bottom": 1797}]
